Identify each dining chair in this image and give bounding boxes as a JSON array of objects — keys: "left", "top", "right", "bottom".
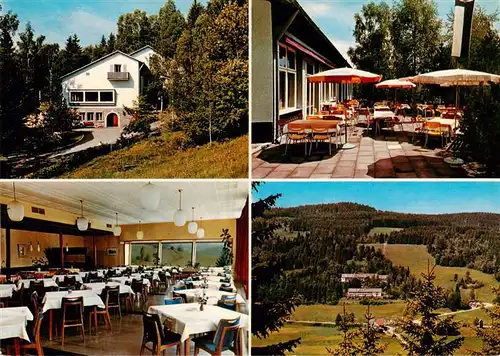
[
  {"left": 164, "top": 297, "right": 183, "bottom": 305},
  {"left": 219, "top": 285, "right": 234, "bottom": 293},
  {"left": 309, "top": 125, "right": 334, "bottom": 156},
  {"left": 61, "top": 296, "right": 85, "bottom": 346},
  {"left": 284, "top": 123, "right": 309, "bottom": 156},
  {"left": 157, "top": 272, "right": 168, "bottom": 293},
  {"left": 217, "top": 294, "right": 237, "bottom": 311},
  {"left": 411, "top": 115, "right": 425, "bottom": 143},
  {"left": 8, "top": 281, "right": 24, "bottom": 307},
  {"left": 193, "top": 317, "right": 241, "bottom": 356},
  {"left": 21, "top": 312, "right": 44, "bottom": 356},
  {"left": 131, "top": 279, "right": 146, "bottom": 307},
  {"left": 172, "top": 292, "right": 188, "bottom": 304},
  {"left": 139, "top": 312, "right": 182, "bottom": 356},
  {"left": 30, "top": 280, "right": 46, "bottom": 305}
]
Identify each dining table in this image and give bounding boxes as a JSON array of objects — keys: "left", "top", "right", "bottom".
[
  {"left": 184, "top": 280, "right": 234, "bottom": 291},
  {"left": 20, "top": 278, "right": 59, "bottom": 289},
  {"left": 109, "top": 276, "right": 151, "bottom": 286},
  {"left": 174, "top": 288, "right": 245, "bottom": 305},
  {"left": 42, "top": 290, "right": 105, "bottom": 340},
  {"left": 372, "top": 108, "right": 396, "bottom": 136},
  {"left": 52, "top": 274, "right": 84, "bottom": 284},
  {"left": 83, "top": 282, "right": 133, "bottom": 295},
  {"left": 0, "top": 284, "right": 16, "bottom": 299},
  {"left": 0, "top": 306, "right": 34, "bottom": 354},
  {"left": 147, "top": 303, "right": 248, "bottom": 356}
]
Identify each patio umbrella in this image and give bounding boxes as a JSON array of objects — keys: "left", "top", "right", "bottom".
[
  {"left": 308, "top": 67, "right": 382, "bottom": 149},
  {"left": 407, "top": 68, "right": 500, "bottom": 127},
  {"left": 376, "top": 79, "right": 416, "bottom": 102}
]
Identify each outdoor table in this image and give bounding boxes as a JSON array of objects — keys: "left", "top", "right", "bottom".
[
  {"left": 0, "top": 306, "right": 34, "bottom": 353},
  {"left": 0, "top": 284, "right": 15, "bottom": 298},
  {"left": 109, "top": 276, "right": 151, "bottom": 286},
  {"left": 20, "top": 278, "right": 59, "bottom": 289},
  {"left": 42, "top": 290, "right": 105, "bottom": 340},
  {"left": 52, "top": 274, "right": 83, "bottom": 284},
  {"left": 285, "top": 119, "right": 342, "bottom": 132},
  {"left": 426, "top": 117, "right": 459, "bottom": 132},
  {"left": 175, "top": 288, "right": 245, "bottom": 305},
  {"left": 147, "top": 304, "right": 248, "bottom": 356},
  {"left": 83, "top": 282, "right": 133, "bottom": 295},
  {"left": 373, "top": 109, "right": 395, "bottom": 136}
]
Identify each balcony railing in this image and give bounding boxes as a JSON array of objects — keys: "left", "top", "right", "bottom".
[{"left": 107, "top": 72, "right": 129, "bottom": 81}]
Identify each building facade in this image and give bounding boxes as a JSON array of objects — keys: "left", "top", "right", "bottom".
[
  {"left": 341, "top": 273, "right": 389, "bottom": 283},
  {"left": 251, "top": 0, "right": 354, "bottom": 143},
  {"left": 346, "top": 288, "right": 383, "bottom": 298},
  {"left": 61, "top": 46, "right": 157, "bottom": 129}
]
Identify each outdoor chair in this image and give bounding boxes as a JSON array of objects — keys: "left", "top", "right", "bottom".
[
  {"left": 284, "top": 123, "right": 309, "bottom": 156},
  {"left": 411, "top": 115, "right": 425, "bottom": 143},
  {"left": 309, "top": 125, "right": 336, "bottom": 156},
  {"left": 61, "top": 296, "right": 85, "bottom": 346},
  {"left": 217, "top": 294, "right": 237, "bottom": 311},
  {"left": 139, "top": 312, "right": 182, "bottom": 356},
  {"left": 194, "top": 317, "right": 241, "bottom": 356},
  {"left": 423, "top": 121, "right": 445, "bottom": 147}
]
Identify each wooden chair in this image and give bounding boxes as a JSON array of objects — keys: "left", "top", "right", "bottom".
[
  {"left": 172, "top": 292, "right": 188, "bottom": 304},
  {"left": 61, "top": 296, "right": 84, "bottom": 346},
  {"left": 219, "top": 285, "right": 234, "bottom": 293},
  {"left": 139, "top": 312, "right": 182, "bottom": 356},
  {"left": 30, "top": 280, "right": 46, "bottom": 304},
  {"left": 194, "top": 317, "right": 241, "bottom": 356},
  {"left": 309, "top": 125, "right": 335, "bottom": 156},
  {"left": 284, "top": 123, "right": 309, "bottom": 156},
  {"left": 9, "top": 281, "right": 24, "bottom": 307},
  {"left": 217, "top": 294, "right": 237, "bottom": 311},
  {"left": 21, "top": 312, "right": 44, "bottom": 356},
  {"left": 89, "top": 286, "right": 117, "bottom": 332},
  {"left": 131, "top": 279, "right": 146, "bottom": 307},
  {"left": 157, "top": 272, "right": 168, "bottom": 294}
]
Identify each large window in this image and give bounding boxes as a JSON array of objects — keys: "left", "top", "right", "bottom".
[
  {"left": 161, "top": 243, "right": 193, "bottom": 267},
  {"left": 100, "top": 91, "right": 113, "bottom": 102},
  {"left": 70, "top": 92, "right": 83, "bottom": 102},
  {"left": 85, "top": 92, "right": 99, "bottom": 102},
  {"left": 130, "top": 243, "right": 158, "bottom": 266},
  {"left": 68, "top": 90, "right": 115, "bottom": 105},
  {"left": 278, "top": 44, "right": 297, "bottom": 110},
  {"left": 196, "top": 242, "right": 225, "bottom": 267}
]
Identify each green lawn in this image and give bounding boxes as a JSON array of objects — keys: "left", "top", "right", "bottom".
[
  {"left": 290, "top": 302, "right": 406, "bottom": 323},
  {"left": 367, "top": 227, "right": 403, "bottom": 237},
  {"left": 367, "top": 244, "right": 499, "bottom": 303},
  {"left": 62, "top": 134, "right": 248, "bottom": 178},
  {"left": 252, "top": 324, "right": 404, "bottom": 355}
]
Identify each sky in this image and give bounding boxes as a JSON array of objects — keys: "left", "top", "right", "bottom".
[
  {"left": 300, "top": 0, "right": 500, "bottom": 65},
  {"left": 253, "top": 181, "right": 500, "bottom": 214},
  {"left": 0, "top": 0, "right": 203, "bottom": 46}
]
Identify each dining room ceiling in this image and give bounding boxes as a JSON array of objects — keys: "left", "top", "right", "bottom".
[{"left": 0, "top": 181, "right": 248, "bottom": 225}]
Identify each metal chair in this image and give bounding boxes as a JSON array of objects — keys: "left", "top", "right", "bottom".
[{"left": 284, "top": 123, "right": 309, "bottom": 156}]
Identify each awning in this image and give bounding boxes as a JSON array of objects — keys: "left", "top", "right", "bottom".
[{"left": 284, "top": 36, "right": 335, "bottom": 69}]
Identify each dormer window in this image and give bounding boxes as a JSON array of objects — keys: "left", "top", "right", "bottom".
[{"left": 114, "top": 64, "right": 122, "bottom": 73}]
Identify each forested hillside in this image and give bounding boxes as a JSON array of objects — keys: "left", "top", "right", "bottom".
[{"left": 259, "top": 203, "right": 500, "bottom": 296}]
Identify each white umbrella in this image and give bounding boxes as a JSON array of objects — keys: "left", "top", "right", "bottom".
[{"left": 375, "top": 79, "right": 416, "bottom": 88}]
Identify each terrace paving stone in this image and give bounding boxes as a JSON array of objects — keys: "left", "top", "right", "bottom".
[{"left": 252, "top": 126, "right": 465, "bottom": 179}]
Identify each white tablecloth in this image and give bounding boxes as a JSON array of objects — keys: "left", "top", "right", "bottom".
[
  {"left": 426, "top": 117, "right": 458, "bottom": 130},
  {"left": 0, "top": 284, "right": 15, "bottom": 298},
  {"left": 186, "top": 280, "right": 234, "bottom": 291},
  {"left": 203, "top": 275, "right": 231, "bottom": 283},
  {"left": 42, "top": 290, "right": 104, "bottom": 313},
  {"left": 83, "top": 282, "right": 133, "bottom": 295},
  {"left": 21, "top": 279, "right": 59, "bottom": 289},
  {"left": 175, "top": 289, "right": 244, "bottom": 305},
  {"left": 0, "top": 307, "right": 34, "bottom": 341},
  {"left": 147, "top": 304, "right": 248, "bottom": 342},
  {"left": 373, "top": 110, "right": 395, "bottom": 119},
  {"left": 52, "top": 274, "right": 83, "bottom": 284},
  {"left": 110, "top": 277, "right": 150, "bottom": 286}
]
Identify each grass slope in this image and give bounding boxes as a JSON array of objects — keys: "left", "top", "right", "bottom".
[
  {"left": 368, "top": 243, "right": 499, "bottom": 302},
  {"left": 62, "top": 134, "right": 248, "bottom": 178},
  {"left": 367, "top": 227, "right": 403, "bottom": 237}
]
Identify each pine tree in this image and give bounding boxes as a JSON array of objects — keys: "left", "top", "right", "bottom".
[
  {"left": 326, "top": 304, "right": 359, "bottom": 356},
  {"left": 251, "top": 183, "right": 301, "bottom": 355},
  {"left": 473, "top": 286, "right": 500, "bottom": 355},
  {"left": 397, "top": 264, "right": 464, "bottom": 355},
  {"left": 356, "top": 306, "right": 386, "bottom": 355}
]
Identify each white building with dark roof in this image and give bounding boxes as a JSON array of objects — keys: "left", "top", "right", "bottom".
[
  {"left": 346, "top": 288, "right": 383, "bottom": 298},
  {"left": 61, "top": 45, "right": 158, "bottom": 128},
  {"left": 341, "top": 273, "right": 389, "bottom": 283}
]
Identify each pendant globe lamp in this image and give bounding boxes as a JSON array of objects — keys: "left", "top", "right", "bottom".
[
  {"left": 37, "top": 241, "right": 41, "bottom": 252},
  {"left": 173, "top": 189, "right": 186, "bottom": 227},
  {"left": 30, "top": 241, "right": 34, "bottom": 252},
  {"left": 188, "top": 207, "right": 198, "bottom": 234},
  {"left": 137, "top": 221, "right": 144, "bottom": 240},
  {"left": 196, "top": 217, "right": 205, "bottom": 238},
  {"left": 76, "top": 200, "right": 89, "bottom": 231},
  {"left": 113, "top": 212, "right": 122, "bottom": 236},
  {"left": 140, "top": 182, "right": 160, "bottom": 211},
  {"left": 7, "top": 182, "right": 24, "bottom": 222}
]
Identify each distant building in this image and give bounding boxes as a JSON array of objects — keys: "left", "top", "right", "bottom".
[
  {"left": 346, "top": 288, "right": 383, "bottom": 298},
  {"left": 341, "top": 273, "right": 388, "bottom": 283},
  {"left": 61, "top": 45, "right": 158, "bottom": 128}
]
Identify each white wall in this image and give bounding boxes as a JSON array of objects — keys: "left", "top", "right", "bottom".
[
  {"left": 130, "top": 47, "right": 157, "bottom": 68},
  {"left": 251, "top": 0, "right": 274, "bottom": 124},
  {"left": 62, "top": 53, "right": 140, "bottom": 109}
]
